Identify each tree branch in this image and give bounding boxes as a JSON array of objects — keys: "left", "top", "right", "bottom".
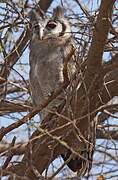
[
  {"left": 0, "top": 100, "right": 32, "bottom": 115},
  {"left": 103, "top": 53, "right": 118, "bottom": 74},
  {"left": 97, "top": 129, "right": 118, "bottom": 141},
  {"left": 87, "top": 0, "right": 115, "bottom": 69},
  {"left": 0, "top": 0, "right": 54, "bottom": 82}
]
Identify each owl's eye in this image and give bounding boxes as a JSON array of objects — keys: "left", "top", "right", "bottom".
[{"left": 46, "top": 21, "right": 57, "bottom": 30}]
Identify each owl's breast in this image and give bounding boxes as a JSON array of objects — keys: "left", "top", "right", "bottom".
[{"left": 30, "top": 44, "right": 64, "bottom": 104}]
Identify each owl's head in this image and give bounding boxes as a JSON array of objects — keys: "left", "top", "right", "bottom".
[{"left": 29, "top": 6, "right": 71, "bottom": 42}]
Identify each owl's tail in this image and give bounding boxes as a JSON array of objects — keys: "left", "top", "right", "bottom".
[{"left": 61, "top": 149, "right": 93, "bottom": 176}]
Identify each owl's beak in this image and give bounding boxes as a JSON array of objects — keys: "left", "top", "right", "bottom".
[{"left": 39, "top": 28, "right": 44, "bottom": 40}]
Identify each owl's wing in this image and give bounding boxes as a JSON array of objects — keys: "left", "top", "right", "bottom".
[{"left": 60, "top": 38, "right": 95, "bottom": 175}]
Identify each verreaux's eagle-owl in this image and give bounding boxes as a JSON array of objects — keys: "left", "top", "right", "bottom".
[{"left": 29, "top": 6, "right": 93, "bottom": 176}]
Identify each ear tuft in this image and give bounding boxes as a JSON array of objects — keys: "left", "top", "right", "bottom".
[
  {"left": 53, "top": 6, "right": 64, "bottom": 19},
  {"left": 29, "top": 7, "right": 45, "bottom": 23},
  {"left": 29, "top": 10, "right": 37, "bottom": 23}
]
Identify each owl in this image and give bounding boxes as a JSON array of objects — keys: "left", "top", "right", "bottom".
[
  {"left": 29, "top": 6, "right": 92, "bottom": 175},
  {"left": 29, "top": 6, "right": 76, "bottom": 116}
]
